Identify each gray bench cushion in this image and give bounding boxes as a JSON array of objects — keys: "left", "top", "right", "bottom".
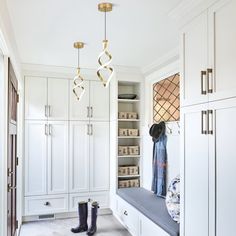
[{"left": 117, "top": 187, "right": 179, "bottom": 236}]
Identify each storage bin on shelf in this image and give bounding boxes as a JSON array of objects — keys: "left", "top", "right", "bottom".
[
  {"left": 128, "top": 129, "right": 139, "bottom": 136},
  {"left": 118, "top": 179, "right": 140, "bottom": 188},
  {"left": 129, "top": 146, "right": 139, "bottom": 155},
  {"left": 118, "top": 165, "right": 139, "bottom": 176},
  {"left": 127, "top": 112, "right": 138, "bottom": 119},
  {"left": 119, "top": 128, "right": 128, "bottom": 136},
  {"left": 118, "top": 146, "right": 129, "bottom": 156},
  {"left": 118, "top": 112, "right": 127, "bottom": 119}
]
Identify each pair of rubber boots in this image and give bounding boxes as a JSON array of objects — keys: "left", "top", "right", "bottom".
[{"left": 71, "top": 201, "right": 99, "bottom": 235}]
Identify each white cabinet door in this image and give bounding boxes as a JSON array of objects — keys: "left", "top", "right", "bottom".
[
  {"left": 47, "top": 121, "right": 68, "bottom": 194},
  {"left": 208, "top": 0, "right": 236, "bottom": 102},
  {"left": 25, "top": 76, "right": 47, "bottom": 120},
  {"left": 69, "top": 80, "right": 90, "bottom": 120},
  {"left": 90, "top": 81, "right": 109, "bottom": 121},
  {"left": 25, "top": 121, "right": 47, "bottom": 196},
  {"left": 90, "top": 122, "right": 109, "bottom": 191},
  {"left": 48, "top": 78, "right": 69, "bottom": 120},
  {"left": 208, "top": 98, "right": 236, "bottom": 236},
  {"left": 181, "top": 11, "right": 208, "bottom": 107},
  {"left": 69, "top": 121, "right": 90, "bottom": 193},
  {"left": 182, "top": 104, "right": 209, "bottom": 236}
]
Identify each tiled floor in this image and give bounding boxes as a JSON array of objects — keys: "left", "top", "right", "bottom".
[{"left": 19, "top": 215, "right": 131, "bottom": 236}]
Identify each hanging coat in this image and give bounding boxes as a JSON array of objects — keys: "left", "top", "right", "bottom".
[{"left": 151, "top": 133, "right": 167, "bottom": 197}]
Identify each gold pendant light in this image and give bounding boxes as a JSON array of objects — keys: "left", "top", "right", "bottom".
[
  {"left": 73, "top": 42, "right": 85, "bottom": 101},
  {"left": 97, "top": 2, "right": 114, "bottom": 88}
]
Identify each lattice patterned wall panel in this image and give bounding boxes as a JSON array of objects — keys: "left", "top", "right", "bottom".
[{"left": 153, "top": 73, "right": 180, "bottom": 123}]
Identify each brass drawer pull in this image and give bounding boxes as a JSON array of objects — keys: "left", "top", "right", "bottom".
[{"left": 201, "top": 71, "right": 207, "bottom": 95}]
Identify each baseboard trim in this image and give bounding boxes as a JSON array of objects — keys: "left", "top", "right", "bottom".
[{"left": 22, "top": 208, "right": 112, "bottom": 222}]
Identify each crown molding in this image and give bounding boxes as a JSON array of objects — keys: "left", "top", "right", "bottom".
[
  {"left": 22, "top": 63, "right": 143, "bottom": 79},
  {"left": 168, "top": 0, "right": 218, "bottom": 27},
  {"left": 142, "top": 48, "right": 179, "bottom": 77}
]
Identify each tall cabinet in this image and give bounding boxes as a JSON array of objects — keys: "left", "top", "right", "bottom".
[
  {"left": 24, "top": 76, "right": 110, "bottom": 216},
  {"left": 181, "top": 0, "right": 236, "bottom": 235}
]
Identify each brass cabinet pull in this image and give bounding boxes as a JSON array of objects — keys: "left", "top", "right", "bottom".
[
  {"left": 201, "top": 111, "right": 207, "bottom": 134},
  {"left": 7, "top": 168, "right": 13, "bottom": 177},
  {"left": 7, "top": 184, "right": 16, "bottom": 192},
  {"left": 201, "top": 71, "right": 207, "bottom": 95},
  {"left": 90, "top": 124, "right": 93, "bottom": 135},
  {"left": 207, "top": 110, "right": 214, "bottom": 135},
  {"left": 90, "top": 107, "right": 93, "bottom": 118},
  {"left": 207, "top": 68, "right": 213, "bottom": 93},
  {"left": 45, "top": 105, "right": 48, "bottom": 117},
  {"left": 87, "top": 107, "right": 90, "bottom": 118},
  {"left": 49, "top": 124, "right": 51, "bottom": 135},
  {"left": 44, "top": 201, "right": 50, "bottom": 206},
  {"left": 48, "top": 105, "right": 51, "bottom": 117},
  {"left": 45, "top": 124, "right": 48, "bottom": 136},
  {"left": 124, "top": 210, "right": 128, "bottom": 216},
  {"left": 87, "top": 124, "right": 90, "bottom": 135}
]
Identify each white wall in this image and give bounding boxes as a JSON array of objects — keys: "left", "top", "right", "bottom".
[{"left": 142, "top": 60, "right": 180, "bottom": 190}]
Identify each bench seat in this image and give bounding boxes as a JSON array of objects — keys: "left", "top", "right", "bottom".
[{"left": 117, "top": 187, "right": 179, "bottom": 236}]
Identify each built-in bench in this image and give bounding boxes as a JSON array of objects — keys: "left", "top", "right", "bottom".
[{"left": 117, "top": 187, "right": 179, "bottom": 236}]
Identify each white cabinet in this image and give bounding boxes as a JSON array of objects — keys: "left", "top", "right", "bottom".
[
  {"left": 25, "top": 121, "right": 47, "bottom": 196},
  {"left": 181, "top": 12, "right": 208, "bottom": 106},
  {"left": 90, "top": 122, "right": 110, "bottom": 192},
  {"left": 90, "top": 81, "right": 109, "bottom": 121},
  {"left": 69, "top": 121, "right": 90, "bottom": 193},
  {"left": 25, "top": 121, "right": 69, "bottom": 196},
  {"left": 208, "top": 0, "right": 236, "bottom": 102},
  {"left": 208, "top": 98, "right": 236, "bottom": 236},
  {"left": 181, "top": 0, "right": 236, "bottom": 107},
  {"left": 182, "top": 104, "right": 209, "bottom": 236},
  {"left": 48, "top": 121, "right": 68, "bottom": 195},
  {"left": 25, "top": 77, "right": 47, "bottom": 120},
  {"left": 48, "top": 78, "right": 69, "bottom": 120},
  {"left": 70, "top": 80, "right": 109, "bottom": 121},
  {"left": 25, "top": 76, "right": 69, "bottom": 120},
  {"left": 69, "top": 121, "right": 110, "bottom": 193},
  {"left": 69, "top": 80, "right": 90, "bottom": 121}
]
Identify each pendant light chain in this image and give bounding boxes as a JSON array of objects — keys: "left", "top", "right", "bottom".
[{"left": 104, "top": 11, "right": 107, "bottom": 41}]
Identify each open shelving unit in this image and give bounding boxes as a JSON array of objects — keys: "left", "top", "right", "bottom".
[{"left": 117, "top": 81, "right": 142, "bottom": 189}]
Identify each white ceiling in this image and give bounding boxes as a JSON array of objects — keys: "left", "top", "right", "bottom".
[{"left": 7, "top": 0, "right": 183, "bottom": 69}]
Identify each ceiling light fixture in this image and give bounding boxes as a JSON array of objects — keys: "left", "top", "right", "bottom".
[
  {"left": 97, "top": 2, "right": 114, "bottom": 88},
  {"left": 73, "top": 41, "right": 85, "bottom": 101}
]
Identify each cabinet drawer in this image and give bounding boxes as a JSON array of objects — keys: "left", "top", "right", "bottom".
[
  {"left": 117, "top": 197, "right": 139, "bottom": 236},
  {"left": 24, "top": 194, "right": 68, "bottom": 216},
  {"left": 69, "top": 192, "right": 109, "bottom": 212}
]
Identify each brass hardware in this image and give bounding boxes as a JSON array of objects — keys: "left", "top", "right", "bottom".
[
  {"left": 207, "top": 110, "right": 214, "bottom": 135},
  {"left": 44, "top": 202, "right": 50, "bottom": 206},
  {"left": 98, "top": 2, "right": 113, "bottom": 12},
  {"left": 49, "top": 124, "right": 52, "bottom": 135},
  {"left": 45, "top": 124, "right": 48, "bottom": 136},
  {"left": 74, "top": 42, "right": 84, "bottom": 49},
  {"left": 45, "top": 105, "right": 48, "bottom": 117},
  {"left": 207, "top": 68, "right": 213, "bottom": 93},
  {"left": 201, "top": 111, "right": 207, "bottom": 135},
  {"left": 7, "top": 168, "right": 13, "bottom": 177},
  {"left": 201, "top": 71, "right": 207, "bottom": 95},
  {"left": 87, "top": 106, "right": 90, "bottom": 118},
  {"left": 90, "top": 124, "right": 93, "bottom": 136},
  {"left": 7, "top": 184, "right": 16, "bottom": 192},
  {"left": 87, "top": 124, "right": 90, "bottom": 135},
  {"left": 90, "top": 107, "right": 93, "bottom": 118},
  {"left": 16, "top": 157, "right": 19, "bottom": 166},
  {"left": 48, "top": 105, "right": 51, "bottom": 117},
  {"left": 124, "top": 210, "right": 128, "bottom": 216}
]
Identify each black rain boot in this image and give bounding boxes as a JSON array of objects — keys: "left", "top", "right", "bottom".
[
  {"left": 87, "top": 202, "right": 99, "bottom": 236},
  {"left": 71, "top": 201, "right": 88, "bottom": 233}
]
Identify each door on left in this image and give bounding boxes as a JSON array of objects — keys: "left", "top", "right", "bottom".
[{"left": 7, "top": 60, "right": 18, "bottom": 236}]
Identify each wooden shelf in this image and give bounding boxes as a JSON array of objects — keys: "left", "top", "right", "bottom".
[
  {"left": 118, "top": 136, "right": 141, "bottom": 139},
  {"left": 118, "top": 175, "right": 140, "bottom": 178},
  {"left": 118, "top": 119, "right": 140, "bottom": 122},
  {"left": 118, "top": 155, "right": 141, "bottom": 158},
  {"left": 118, "top": 99, "right": 140, "bottom": 103}
]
